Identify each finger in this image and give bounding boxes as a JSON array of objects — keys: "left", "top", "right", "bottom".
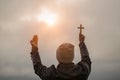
[
  {"left": 32, "top": 35, "right": 35, "bottom": 40},
  {"left": 33, "top": 35, "right": 38, "bottom": 41},
  {"left": 80, "top": 34, "right": 83, "bottom": 37},
  {"left": 81, "top": 34, "right": 84, "bottom": 37},
  {"left": 34, "top": 35, "right": 38, "bottom": 39},
  {"left": 35, "top": 35, "right": 38, "bottom": 40},
  {"left": 81, "top": 34, "right": 83, "bottom": 36},
  {"left": 34, "top": 35, "right": 37, "bottom": 38}
]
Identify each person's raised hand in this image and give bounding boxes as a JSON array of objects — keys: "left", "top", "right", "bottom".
[
  {"left": 30, "top": 35, "right": 38, "bottom": 48},
  {"left": 79, "top": 33, "right": 85, "bottom": 43}
]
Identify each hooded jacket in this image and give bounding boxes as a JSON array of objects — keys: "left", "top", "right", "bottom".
[{"left": 30, "top": 42, "right": 91, "bottom": 80}]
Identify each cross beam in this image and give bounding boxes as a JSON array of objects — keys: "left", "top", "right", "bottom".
[{"left": 77, "top": 24, "right": 84, "bottom": 34}]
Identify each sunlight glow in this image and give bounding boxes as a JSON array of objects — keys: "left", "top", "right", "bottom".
[{"left": 36, "top": 9, "right": 58, "bottom": 26}]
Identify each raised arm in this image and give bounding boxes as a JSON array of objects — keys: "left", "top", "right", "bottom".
[
  {"left": 30, "top": 35, "right": 41, "bottom": 65},
  {"left": 78, "top": 33, "right": 91, "bottom": 75},
  {"left": 30, "top": 35, "right": 54, "bottom": 80},
  {"left": 79, "top": 34, "right": 91, "bottom": 62}
]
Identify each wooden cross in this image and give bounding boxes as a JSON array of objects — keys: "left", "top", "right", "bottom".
[{"left": 77, "top": 24, "right": 84, "bottom": 34}]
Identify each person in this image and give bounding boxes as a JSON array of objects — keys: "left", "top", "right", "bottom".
[{"left": 30, "top": 31, "right": 91, "bottom": 80}]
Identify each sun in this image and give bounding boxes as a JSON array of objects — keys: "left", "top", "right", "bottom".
[{"left": 36, "top": 9, "right": 58, "bottom": 26}]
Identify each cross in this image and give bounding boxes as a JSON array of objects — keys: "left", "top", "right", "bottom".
[{"left": 77, "top": 24, "right": 84, "bottom": 34}]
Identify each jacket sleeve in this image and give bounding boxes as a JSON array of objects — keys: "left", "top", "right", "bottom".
[
  {"left": 30, "top": 47, "right": 54, "bottom": 80},
  {"left": 77, "top": 42, "right": 91, "bottom": 74}
]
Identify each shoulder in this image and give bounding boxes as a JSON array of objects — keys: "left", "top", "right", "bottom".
[
  {"left": 76, "top": 61, "right": 91, "bottom": 75},
  {"left": 47, "top": 64, "right": 57, "bottom": 74}
]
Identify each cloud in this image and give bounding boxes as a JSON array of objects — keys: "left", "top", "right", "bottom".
[{"left": 0, "top": 0, "right": 120, "bottom": 80}]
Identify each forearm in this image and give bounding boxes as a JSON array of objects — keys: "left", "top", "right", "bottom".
[
  {"left": 30, "top": 47, "right": 53, "bottom": 79},
  {"left": 31, "top": 47, "right": 41, "bottom": 64},
  {"left": 79, "top": 42, "right": 91, "bottom": 62},
  {"left": 31, "top": 47, "right": 44, "bottom": 75},
  {"left": 30, "top": 35, "right": 51, "bottom": 79},
  {"left": 79, "top": 42, "right": 91, "bottom": 74}
]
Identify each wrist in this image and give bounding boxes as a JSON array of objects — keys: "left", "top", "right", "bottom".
[{"left": 31, "top": 46, "right": 38, "bottom": 53}]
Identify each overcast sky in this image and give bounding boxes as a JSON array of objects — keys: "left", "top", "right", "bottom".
[{"left": 0, "top": 0, "right": 120, "bottom": 80}]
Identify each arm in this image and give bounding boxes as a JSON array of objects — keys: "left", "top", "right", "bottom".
[
  {"left": 78, "top": 34, "right": 91, "bottom": 74},
  {"left": 30, "top": 35, "right": 54, "bottom": 80}
]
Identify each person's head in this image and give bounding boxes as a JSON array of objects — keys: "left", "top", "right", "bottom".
[{"left": 56, "top": 43, "right": 74, "bottom": 63}]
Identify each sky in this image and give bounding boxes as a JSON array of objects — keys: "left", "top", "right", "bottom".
[{"left": 0, "top": 0, "right": 120, "bottom": 80}]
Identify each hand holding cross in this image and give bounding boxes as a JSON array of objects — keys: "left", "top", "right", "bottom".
[
  {"left": 77, "top": 24, "right": 84, "bottom": 35},
  {"left": 77, "top": 24, "right": 85, "bottom": 43}
]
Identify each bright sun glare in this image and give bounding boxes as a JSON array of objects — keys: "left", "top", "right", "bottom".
[{"left": 36, "top": 9, "right": 58, "bottom": 26}]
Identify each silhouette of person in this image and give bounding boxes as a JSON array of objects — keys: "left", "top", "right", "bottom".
[{"left": 30, "top": 31, "right": 91, "bottom": 80}]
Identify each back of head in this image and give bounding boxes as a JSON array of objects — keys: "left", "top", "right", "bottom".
[{"left": 56, "top": 43, "right": 74, "bottom": 63}]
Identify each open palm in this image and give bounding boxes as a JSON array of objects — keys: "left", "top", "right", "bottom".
[{"left": 30, "top": 35, "right": 38, "bottom": 47}]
